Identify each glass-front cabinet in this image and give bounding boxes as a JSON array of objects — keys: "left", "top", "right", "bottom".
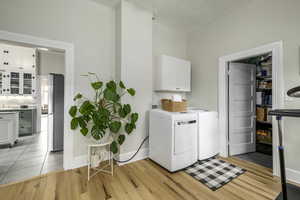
[
  {"left": 10, "top": 72, "right": 20, "bottom": 94},
  {"left": 0, "top": 71, "right": 3, "bottom": 95},
  {"left": 23, "top": 73, "right": 33, "bottom": 95},
  {"left": 0, "top": 71, "right": 36, "bottom": 95}
]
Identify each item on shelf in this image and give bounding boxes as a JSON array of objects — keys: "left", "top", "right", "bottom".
[
  {"left": 161, "top": 99, "right": 187, "bottom": 112},
  {"left": 266, "top": 82, "right": 272, "bottom": 89},
  {"left": 267, "top": 108, "right": 272, "bottom": 123},
  {"left": 256, "top": 129, "right": 272, "bottom": 144},
  {"left": 256, "top": 107, "right": 267, "bottom": 121},
  {"left": 256, "top": 92, "right": 262, "bottom": 105}
]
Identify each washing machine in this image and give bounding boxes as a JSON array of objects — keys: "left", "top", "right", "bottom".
[
  {"left": 189, "top": 108, "right": 219, "bottom": 160},
  {"left": 149, "top": 109, "right": 198, "bottom": 172}
]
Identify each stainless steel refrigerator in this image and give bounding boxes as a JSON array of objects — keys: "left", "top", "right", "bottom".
[{"left": 47, "top": 74, "right": 64, "bottom": 152}]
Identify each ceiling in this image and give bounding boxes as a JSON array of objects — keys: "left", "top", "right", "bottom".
[{"left": 93, "top": 0, "right": 252, "bottom": 31}]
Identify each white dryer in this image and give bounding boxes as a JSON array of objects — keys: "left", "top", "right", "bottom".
[
  {"left": 189, "top": 108, "right": 219, "bottom": 160},
  {"left": 149, "top": 109, "right": 198, "bottom": 172}
]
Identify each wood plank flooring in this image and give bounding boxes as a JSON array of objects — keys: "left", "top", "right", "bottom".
[{"left": 0, "top": 157, "right": 282, "bottom": 200}]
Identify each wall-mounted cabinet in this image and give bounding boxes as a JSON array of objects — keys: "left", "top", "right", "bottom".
[
  {"left": 155, "top": 55, "right": 191, "bottom": 92},
  {"left": 0, "top": 44, "right": 36, "bottom": 71},
  {"left": 0, "top": 43, "right": 36, "bottom": 96}
]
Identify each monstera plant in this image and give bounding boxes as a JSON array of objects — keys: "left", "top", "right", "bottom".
[{"left": 69, "top": 73, "right": 138, "bottom": 154}]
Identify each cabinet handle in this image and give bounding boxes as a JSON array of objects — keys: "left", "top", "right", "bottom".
[
  {"left": 7, "top": 89, "right": 10, "bottom": 92},
  {"left": 3, "top": 75, "right": 6, "bottom": 78},
  {"left": 7, "top": 75, "right": 10, "bottom": 78},
  {"left": 4, "top": 62, "right": 9, "bottom": 65},
  {"left": 32, "top": 65, "right": 35, "bottom": 68},
  {"left": 3, "top": 89, "right": 5, "bottom": 92},
  {"left": 32, "top": 76, "right": 35, "bottom": 79},
  {"left": 3, "top": 50, "right": 9, "bottom": 54}
]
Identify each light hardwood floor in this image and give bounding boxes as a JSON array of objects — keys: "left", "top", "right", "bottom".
[{"left": 0, "top": 157, "right": 282, "bottom": 200}]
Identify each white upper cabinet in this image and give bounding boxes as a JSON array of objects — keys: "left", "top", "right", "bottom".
[
  {"left": 0, "top": 43, "right": 36, "bottom": 96},
  {"left": 155, "top": 55, "right": 191, "bottom": 92},
  {"left": 1, "top": 44, "right": 36, "bottom": 70}
]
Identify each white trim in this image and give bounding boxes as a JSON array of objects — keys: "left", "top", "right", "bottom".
[
  {"left": 218, "top": 41, "right": 284, "bottom": 177},
  {"left": 118, "top": 148, "right": 149, "bottom": 166},
  {"left": 70, "top": 148, "right": 149, "bottom": 169},
  {"left": 286, "top": 168, "right": 300, "bottom": 184},
  {"left": 0, "top": 30, "right": 75, "bottom": 170}
]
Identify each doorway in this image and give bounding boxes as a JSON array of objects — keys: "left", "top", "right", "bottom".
[
  {"left": 218, "top": 41, "right": 284, "bottom": 176},
  {"left": 228, "top": 53, "right": 273, "bottom": 169},
  {"left": 0, "top": 30, "right": 74, "bottom": 184}
]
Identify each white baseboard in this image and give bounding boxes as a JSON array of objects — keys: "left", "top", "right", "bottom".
[
  {"left": 70, "top": 148, "right": 149, "bottom": 169},
  {"left": 117, "top": 148, "right": 149, "bottom": 166},
  {"left": 286, "top": 168, "right": 300, "bottom": 184}
]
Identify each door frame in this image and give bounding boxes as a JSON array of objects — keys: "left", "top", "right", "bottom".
[
  {"left": 218, "top": 41, "right": 284, "bottom": 176},
  {"left": 0, "top": 30, "right": 75, "bottom": 170}
]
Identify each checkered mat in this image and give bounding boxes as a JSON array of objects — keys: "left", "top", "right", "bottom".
[{"left": 185, "top": 158, "right": 246, "bottom": 191}]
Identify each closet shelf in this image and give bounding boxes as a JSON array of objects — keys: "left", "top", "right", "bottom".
[{"left": 257, "top": 120, "right": 272, "bottom": 125}]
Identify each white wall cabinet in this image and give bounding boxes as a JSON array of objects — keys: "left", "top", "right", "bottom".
[
  {"left": 155, "top": 55, "right": 191, "bottom": 92},
  {"left": 0, "top": 112, "right": 19, "bottom": 147},
  {"left": 1, "top": 44, "right": 36, "bottom": 71},
  {"left": 0, "top": 43, "right": 36, "bottom": 96}
]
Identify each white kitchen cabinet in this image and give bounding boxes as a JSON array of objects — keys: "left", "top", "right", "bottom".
[
  {"left": 1, "top": 44, "right": 36, "bottom": 71},
  {"left": 0, "top": 112, "right": 19, "bottom": 147},
  {"left": 155, "top": 55, "right": 191, "bottom": 92}
]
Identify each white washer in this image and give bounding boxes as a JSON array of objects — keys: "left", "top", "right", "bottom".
[
  {"left": 189, "top": 108, "right": 219, "bottom": 160},
  {"left": 149, "top": 109, "right": 198, "bottom": 172}
]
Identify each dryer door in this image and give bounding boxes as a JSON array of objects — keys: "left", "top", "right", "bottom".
[{"left": 174, "top": 119, "right": 197, "bottom": 155}]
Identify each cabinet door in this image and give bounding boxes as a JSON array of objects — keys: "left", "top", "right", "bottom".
[
  {"left": 0, "top": 118, "right": 13, "bottom": 144},
  {"left": 0, "top": 71, "right": 3, "bottom": 95},
  {"left": 2, "top": 71, "right": 10, "bottom": 94},
  {"left": 10, "top": 71, "right": 21, "bottom": 94},
  {"left": 23, "top": 72, "right": 33, "bottom": 95},
  {"left": 21, "top": 47, "right": 36, "bottom": 70},
  {"left": 2, "top": 44, "right": 21, "bottom": 68},
  {"left": 156, "top": 55, "right": 191, "bottom": 92},
  {"left": 19, "top": 110, "right": 33, "bottom": 136}
]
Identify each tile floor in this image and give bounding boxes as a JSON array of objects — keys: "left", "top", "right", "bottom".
[
  {"left": 235, "top": 152, "right": 272, "bottom": 169},
  {"left": 0, "top": 116, "right": 63, "bottom": 184}
]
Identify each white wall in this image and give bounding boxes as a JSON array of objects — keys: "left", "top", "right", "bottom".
[
  {"left": 116, "top": 0, "right": 153, "bottom": 156},
  {"left": 0, "top": 0, "right": 115, "bottom": 157},
  {"left": 152, "top": 22, "right": 188, "bottom": 106},
  {"left": 187, "top": 0, "right": 300, "bottom": 172},
  {"left": 38, "top": 51, "right": 65, "bottom": 75}
]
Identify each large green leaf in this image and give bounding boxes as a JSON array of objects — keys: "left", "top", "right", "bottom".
[
  {"left": 91, "top": 125, "right": 104, "bottom": 140},
  {"left": 69, "top": 106, "right": 77, "bottom": 117},
  {"left": 118, "top": 107, "right": 126, "bottom": 118},
  {"left": 104, "top": 88, "right": 119, "bottom": 102},
  {"left": 80, "top": 127, "right": 89, "bottom": 136},
  {"left": 110, "top": 141, "right": 118, "bottom": 154},
  {"left": 119, "top": 81, "right": 126, "bottom": 89},
  {"left": 118, "top": 135, "right": 125, "bottom": 145},
  {"left": 73, "top": 93, "right": 82, "bottom": 101},
  {"left": 109, "top": 121, "right": 121, "bottom": 133},
  {"left": 106, "top": 81, "right": 117, "bottom": 91},
  {"left": 123, "top": 104, "right": 131, "bottom": 116},
  {"left": 91, "top": 81, "right": 103, "bottom": 90},
  {"left": 125, "top": 123, "right": 136, "bottom": 134},
  {"left": 71, "top": 118, "right": 79, "bottom": 130},
  {"left": 131, "top": 113, "right": 139, "bottom": 123},
  {"left": 127, "top": 88, "right": 136, "bottom": 96},
  {"left": 78, "top": 116, "right": 87, "bottom": 129},
  {"left": 79, "top": 101, "right": 95, "bottom": 115}
]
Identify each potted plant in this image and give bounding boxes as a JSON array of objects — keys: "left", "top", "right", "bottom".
[{"left": 68, "top": 73, "right": 139, "bottom": 154}]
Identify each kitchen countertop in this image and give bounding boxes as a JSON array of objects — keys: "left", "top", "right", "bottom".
[
  {"left": 0, "top": 111, "right": 19, "bottom": 114},
  {"left": 0, "top": 107, "right": 37, "bottom": 111}
]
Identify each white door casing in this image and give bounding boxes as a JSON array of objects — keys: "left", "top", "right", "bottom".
[{"left": 228, "top": 63, "right": 256, "bottom": 156}]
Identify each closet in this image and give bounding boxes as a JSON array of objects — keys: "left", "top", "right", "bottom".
[{"left": 229, "top": 53, "right": 273, "bottom": 169}]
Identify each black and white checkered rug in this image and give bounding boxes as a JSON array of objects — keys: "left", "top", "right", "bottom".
[{"left": 185, "top": 158, "right": 246, "bottom": 191}]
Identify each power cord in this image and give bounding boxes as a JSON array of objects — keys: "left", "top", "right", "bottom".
[{"left": 113, "top": 136, "right": 149, "bottom": 163}]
